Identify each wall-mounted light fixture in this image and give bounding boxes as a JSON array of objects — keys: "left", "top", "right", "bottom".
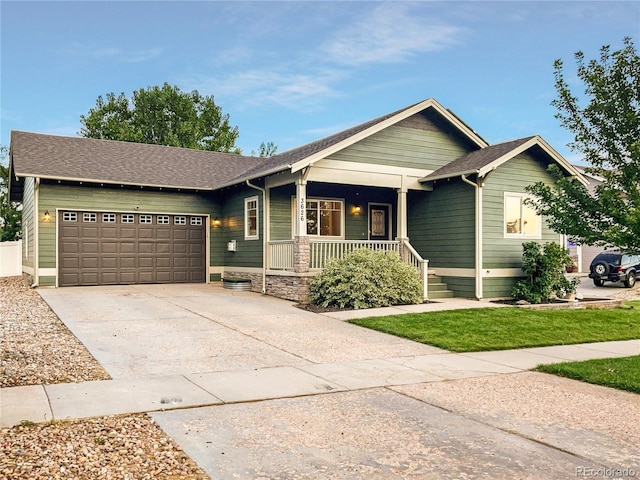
[
  {"left": 352, "top": 205, "right": 362, "bottom": 214},
  {"left": 212, "top": 218, "right": 221, "bottom": 227},
  {"left": 43, "top": 210, "right": 51, "bottom": 221}
]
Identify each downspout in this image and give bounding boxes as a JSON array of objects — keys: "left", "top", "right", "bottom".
[
  {"left": 461, "top": 174, "right": 482, "bottom": 300},
  {"left": 246, "top": 180, "right": 267, "bottom": 294},
  {"left": 32, "top": 178, "right": 40, "bottom": 287}
]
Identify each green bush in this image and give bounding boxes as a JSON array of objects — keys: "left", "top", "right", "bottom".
[
  {"left": 511, "top": 241, "right": 579, "bottom": 304},
  {"left": 309, "top": 248, "right": 423, "bottom": 309}
]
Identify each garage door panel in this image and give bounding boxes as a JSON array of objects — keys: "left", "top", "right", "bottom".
[{"left": 59, "top": 211, "right": 206, "bottom": 287}]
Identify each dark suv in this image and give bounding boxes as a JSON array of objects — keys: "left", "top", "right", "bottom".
[{"left": 589, "top": 251, "right": 640, "bottom": 288}]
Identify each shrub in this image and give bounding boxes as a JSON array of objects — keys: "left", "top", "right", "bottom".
[
  {"left": 309, "top": 248, "right": 423, "bottom": 309},
  {"left": 511, "top": 241, "right": 579, "bottom": 304}
]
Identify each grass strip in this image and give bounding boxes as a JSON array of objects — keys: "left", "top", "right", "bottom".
[
  {"left": 535, "top": 356, "right": 640, "bottom": 394},
  {"left": 349, "top": 304, "right": 640, "bottom": 352}
]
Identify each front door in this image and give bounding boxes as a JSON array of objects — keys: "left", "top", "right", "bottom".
[{"left": 369, "top": 204, "right": 391, "bottom": 240}]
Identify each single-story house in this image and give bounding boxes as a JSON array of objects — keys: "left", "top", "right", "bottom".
[{"left": 8, "top": 98, "right": 587, "bottom": 301}]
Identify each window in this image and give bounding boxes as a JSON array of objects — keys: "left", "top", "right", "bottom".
[
  {"left": 139, "top": 214, "right": 152, "bottom": 224},
  {"left": 504, "top": 193, "right": 540, "bottom": 237},
  {"left": 306, "top": 199, "right": 343, "bottom": 237},
  {"left": 157, "top": 215, "right": 170, "bottom": 225},
  {"left": 245, "top": 196, "right": 259, "bottom": 240},
  {"left": 190, "top": 217, "right": 203, "bottom": 226},
  {"left": 102, "top": 213, "right": 116, "bottom": 223},
  {"left": 63, "top": 212, "right": 77, "bottom": 222},
  {"left": 121, "top": 214, "right": 135, "bottom": 223},
  {"left": 83, "top": 213, "right": 97, "bottom": 222},
  {"left": 174, "top": 216, "right": 186, "bottom": 225}
]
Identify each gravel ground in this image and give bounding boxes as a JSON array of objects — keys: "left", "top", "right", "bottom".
[{"left": 0, "top": 276, "right": 209, "bottom": 479}]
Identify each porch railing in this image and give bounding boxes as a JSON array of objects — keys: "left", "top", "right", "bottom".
[
  {"left": 267, "top": 238, "right": 429, "bottom": 300},
  {"left": 268, "top": 240, "right": 295, "bottom": 270},
  {"left": 310, "top": 240, "right": 400, "bottom": 269}
]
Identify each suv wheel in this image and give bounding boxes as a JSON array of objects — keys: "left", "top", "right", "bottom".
[
  {"left": 594, "top": 262, "right": 609, "bottom": 276},
  {"left": 624, "top": 271, "right": 636, "bottom": 288},
  {"left": 593, "top": 278, "right": 604, "bottom": 287}
]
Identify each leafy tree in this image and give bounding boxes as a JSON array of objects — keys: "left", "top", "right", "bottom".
[
  {"left": 526, "top": 37, "right": 640, "bottom": 254},
  {"left": 80, "top": 83, "right": 241, "bottom": 153},
  {"left": 251, "top": 141, "right": 278, "bottom": 157},
  {"left": 0, "top": 146, "right": 22, "bottom": 241}
]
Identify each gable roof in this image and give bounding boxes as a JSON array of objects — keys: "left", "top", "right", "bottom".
[
  {"left": 10, "top": 131, "right": 262, "bottom": 191},
  {"left": 218, "top": 98, "right": 489, "bottom": 188},
  {"left": 421, "top": 135, "right": 588, "bottom": 186}
]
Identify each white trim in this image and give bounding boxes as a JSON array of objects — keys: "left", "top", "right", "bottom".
[
  {"left": 432, "top": 268, "right": 476, "bottom": 277},
  {"left": 503, "top": 192, "right": 542, "bottom": 239},
  {"left": 482, "top": 268, "right": 525, "bottom": 278},
  {"left": 224, "top": 266, "right": 264, "bottom": 274},
  {"left": 22, "top": 265, "right": 35, "bottom": 275},
  {"left": 39, "top": 268, "right": 57, "bottom": 276},
  {"left": 244, "top": 196, "right": 259, "bottom": 240}
]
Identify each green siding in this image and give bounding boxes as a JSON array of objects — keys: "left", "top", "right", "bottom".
[
  {"left": 327, "top": 111, "right": 474, "bottom": 171},
  {"left": 408, "top": 180, "right": 475, "bottom": 269},
  {"left": 482, "top": 153, "right": 559, "bottom": 270},
  {"left": 22, "top": 177, "right": 35, "bottom": 268},
  {"left": 37, "top": 182, "right": 221, "bottom": 273},
  {"left": 222, "top": 185, "right": 263, "bottom": 268},
  {"left": 483, "top": 277, "right": 525, "bottom": 298},
  {"left": 269, "top": 185, "right": 294, "bottom": 241}
]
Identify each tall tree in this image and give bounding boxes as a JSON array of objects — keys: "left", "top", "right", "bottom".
[
  {"left": 80, "top": 83, "right": 241, "bottom": 153},
  {"left": 527, "top": 37, "right": 640, "bottom": 254},
  {"left": 0, "top": 146, "right": 22, "bottom": 242}
]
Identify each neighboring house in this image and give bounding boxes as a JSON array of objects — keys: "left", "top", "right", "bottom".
[{"left": 8, "top": 98, "right": 587, "bottom": 301}]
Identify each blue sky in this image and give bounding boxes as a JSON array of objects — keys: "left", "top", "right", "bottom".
[{"left": 1, "top": 1, "right": 638, "bottom": 163}]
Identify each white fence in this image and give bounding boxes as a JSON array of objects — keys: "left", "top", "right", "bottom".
[{"left": 0, "top": 240, "right": 22, "bottom": 278}]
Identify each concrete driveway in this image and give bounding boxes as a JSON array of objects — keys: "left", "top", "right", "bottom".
[
  {"left": 35, "top": 283, "right": 639, "bottom": 479},
  {"left": 37, "top": 283, "right": 443, "bottom": 379}
]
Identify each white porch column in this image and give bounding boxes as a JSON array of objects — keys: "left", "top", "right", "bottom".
[
  {"left": 295, "top": 176, "right": 307, "bottom": 237},
  {"left": 396, "top": 185, "right": 408, "bottom": 239}
]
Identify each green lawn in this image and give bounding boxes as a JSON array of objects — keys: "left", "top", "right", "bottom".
[
  {"left": 349, "top": 302, "right": 640, "bottom": 352},
  {"left": 536, "top": 355, "right": 640, "bottom": 394}
]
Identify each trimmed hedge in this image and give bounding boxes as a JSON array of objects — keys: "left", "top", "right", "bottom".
[{"left": 309, "top": 248, "right": 422, "bottom": 309}]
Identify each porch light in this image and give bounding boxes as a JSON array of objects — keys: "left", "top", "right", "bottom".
[
  {"left": 212, "top": 218, "right": 221, "bottom": 227},
  {"left": 43, "top": 210, "right": 50, "bottom": 221},
  {"left": 352, "top": 205, "right": 362, "bottom": 214}
]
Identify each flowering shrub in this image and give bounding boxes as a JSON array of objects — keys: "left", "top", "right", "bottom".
[{"left": 309, "top": 248, "right": 422, "bottom": 309}]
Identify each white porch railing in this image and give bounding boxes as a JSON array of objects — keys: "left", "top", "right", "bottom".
[
  {"left": 267, "top": 238, "right": 429, "bottom": 300},
  {"left": 310, "top": 240, "right": 400, "bottom": 269},
  {"left": 269, "top": 240, "right": 295, "bottom": 270},
  {"left": 401, "top": 239, "right": 429, "bottom": 301}
]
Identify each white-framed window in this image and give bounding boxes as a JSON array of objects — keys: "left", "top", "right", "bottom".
[
  {"left": 504, "top": 193, "right": 541, "bottom": 237},
  {"left": 63, "top": 212, "right": 77, "bottom": 222},
  {"left": 306, "top": 199, "right": 343, "bottom": 237},
  {"left": 174, "top": 216, "right": 187, "bottom": 225},
  {"left": 139, "top": 214, "right": 152, "bottom": 224},
  {"left": 121, "top": 214, "right": 135, "bottom": 224},
  {"left": 190, "top": 217, "right": 203, "bottom": 226},
  {"left": 245, "top": 196, "right": 259, "bottom": 240},
  {"left": 102, "top": 213, "right": 116, "bottom": 223},
  {"left": 83, "top": 213, "right": 97, "bottom": 223},
  {"left": 157, "top": 215, "right": 170, "bottom": 225}
]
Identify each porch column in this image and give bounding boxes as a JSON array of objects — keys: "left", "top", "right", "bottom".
[
  {"left": 294, "top": 173, "right": 310, "bottom": 273},
  {"left": 396, "top": 184, "right": 408, "bottom": 240}
]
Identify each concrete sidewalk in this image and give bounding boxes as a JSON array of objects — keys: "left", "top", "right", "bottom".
[{"left": 2, "top": 339, "right": 638, "bottom": 428}]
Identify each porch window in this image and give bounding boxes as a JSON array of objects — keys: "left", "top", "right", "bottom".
[
  {"left": 306, "top": 199, "right": 343, "bottom": 237},
  {"left": 504, "top": 193, "right": 540, "bottom": 237},
  {"left": 245, "top": 196, "right": 259, "bottom": 240}
]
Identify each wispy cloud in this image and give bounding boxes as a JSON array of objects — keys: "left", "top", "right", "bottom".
[
  {"left": 62, "top": 43, "right": 161, "bottom": 63},
  {"left": 321, "top": 4, "right": 465, "bottom": 66}
]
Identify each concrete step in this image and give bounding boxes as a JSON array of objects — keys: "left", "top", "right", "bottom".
[
  {"left": 428, "top": 282, "right": 450, "bottom": 292},
  {"left": 428, "top": 289, "right": 455, "bottom": 299}
]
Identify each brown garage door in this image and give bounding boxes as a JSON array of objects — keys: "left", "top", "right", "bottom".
[{"left": 58, "top": 211, "right": 206, "bottom": 286}]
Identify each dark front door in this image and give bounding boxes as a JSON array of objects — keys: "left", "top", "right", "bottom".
[{"left": 369, "top": 204, "right": 391, "bottom": 240}]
